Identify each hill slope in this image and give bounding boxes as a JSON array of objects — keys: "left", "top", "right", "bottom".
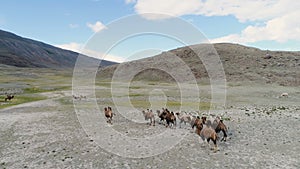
[
  {"left": 98, "top": 43, "right": 300, "bottom": 86},
  {"left": 0, "top": 29, "right": 116, "bottom": 68}
]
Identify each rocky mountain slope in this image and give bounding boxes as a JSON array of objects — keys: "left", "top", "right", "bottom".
[
  {"left": 98, "top": 43, "right": 300, "bottom": 86},
  {"left": 0, "top": 29, "right": 116, "bottom": 68}
]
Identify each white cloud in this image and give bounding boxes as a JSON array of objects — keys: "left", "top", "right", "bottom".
[
  {"left": 133, "top": 0, "right": 298, "bottom": 22},
  {"left": 131, "top": 0, "right": 300, "bottom": 43},
  {"left": 211, "top": 10, "right": 300, "bottom": 44},
  {"left": 56, "top": 42, "right": 83, "bottom": 53},
  {"left": 56, "top": 42, "right": 125, "bottom": 63},
  {"left": 195, "top": 0, "right": 280, "bottom": 22},
  {"left": 134, "top": 0, "right": 201, "bottom": 20},
  {"left": 87, "top": 21, "right": 107, "bottom": 33}
]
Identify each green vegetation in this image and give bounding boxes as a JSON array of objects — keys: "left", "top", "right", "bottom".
[
  {"left": 96, "top": 82, "right": 111, "bottom": 88},
  {"left": 24, "top": 87, "right": 51, "bottom": 93},
  {"left": 0, "top": 66, "right": 73, "bottom": 109},
  {"left": 24, "top": 86, "right": 70, "bottom": 94},
  {"left": 128, "top": 93, "right": 144, "bottom": 97},
  {"left": 0, "top": 95, "right": 46, "bottom": 109},
  {"left": 221, "top": 117, "right": 231, "bottom": 121},
  {"left": 148, "top": 82, "right": 157, "bottom": 85},
  {"left": 129, "top": 86, "right": 141, "bottom": 89}
]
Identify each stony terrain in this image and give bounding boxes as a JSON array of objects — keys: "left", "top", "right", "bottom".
[{"left": 0, "top": 82, "right": 299, "bottom": 169}]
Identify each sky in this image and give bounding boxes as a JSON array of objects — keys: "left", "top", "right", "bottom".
[{"left": 0, "top": 0, "right": 299, "bottom": 62}]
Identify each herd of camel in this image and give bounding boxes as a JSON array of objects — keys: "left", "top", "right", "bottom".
[{"left": 104, "top": 107, "right": 228, "bottom": 152}]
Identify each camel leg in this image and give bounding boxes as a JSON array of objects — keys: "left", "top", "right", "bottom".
[
  {"left": 199, "top": 137, "right": 206, "bottom": 147},
  {"left": 220, "top": 129, "right": 227, "bottom": 142},
  {"left": 212, "top": 139, "right": 218, "bottom": 152},
  {"left": 206, "top": 138, "right": 212, "bottom": 149}
]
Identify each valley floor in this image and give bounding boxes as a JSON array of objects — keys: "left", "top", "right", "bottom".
[{"left": 0, "top": 83, "right": 299, "bottom": 168}]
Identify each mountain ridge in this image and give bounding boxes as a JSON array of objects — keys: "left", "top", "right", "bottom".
[
  {"left": 0, "top": 29, "right": 117, "bottom": 68},
  {"left": 98, "top": 43, "right": 300, "bottom": 86}
]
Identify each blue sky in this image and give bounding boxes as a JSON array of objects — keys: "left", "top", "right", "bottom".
[{"left": 1, "top": 0, "right": 299, "bottom": 62}]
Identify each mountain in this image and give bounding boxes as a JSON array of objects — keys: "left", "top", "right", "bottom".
[
  {"left": 0, "top": 29, "right": 117, "bottom": 68},
  {"left": 98, "top": 43, "right": 300, "bottom": 86}
]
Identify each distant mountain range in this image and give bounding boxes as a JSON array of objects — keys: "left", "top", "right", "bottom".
[
  {"left": 1, "top": 29, "right": 299, "bottom": 86},
  {"left": 0, "top": 29, "right": 117, "bottom": 68},
  {"left": 98, "top": 43, "right": 300, "bottom": 86}
]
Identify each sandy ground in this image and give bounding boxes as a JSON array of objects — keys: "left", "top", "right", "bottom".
[{"left": 0, "top": 88, "right": 300, "bottom": 169}]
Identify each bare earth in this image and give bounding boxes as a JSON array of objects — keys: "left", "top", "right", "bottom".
[{"left": 0, "top": 84, "right": 299, "bottom": 169}]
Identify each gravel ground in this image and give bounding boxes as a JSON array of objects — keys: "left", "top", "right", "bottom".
[{"left": 0, "top": 89, "right": 299, "bottom": 169}]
